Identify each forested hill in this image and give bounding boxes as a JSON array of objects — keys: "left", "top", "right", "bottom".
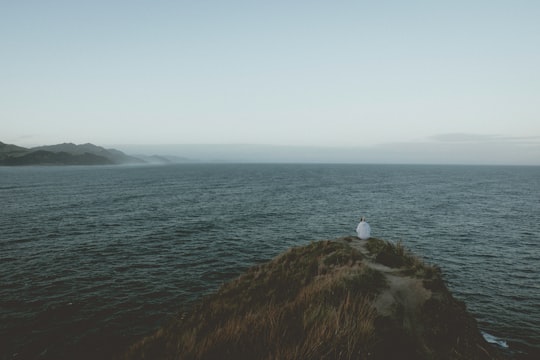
[{"left": 0, "top": 141, "right": 143, "bottom": 166}]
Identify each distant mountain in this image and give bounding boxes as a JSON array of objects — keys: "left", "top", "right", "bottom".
[
  {"left": 32, "top": 143, "right": 143, "bottom": 164},
  {"left": 0, "top": 142, "right": 28, "bottom": 157},
  {"left": 0, "top": 141, "right": 143, "bottom": 166},
  {"left": 1, "top": 150, "right": 114, "bottom": 166}
]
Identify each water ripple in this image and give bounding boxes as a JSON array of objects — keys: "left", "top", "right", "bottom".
[{"left": 1, "top": 164, "right": 539, "bottom": 359}]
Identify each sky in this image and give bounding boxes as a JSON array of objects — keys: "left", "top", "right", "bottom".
[{"left": 1, "top": 0, "right": 539, "bottom": 164}]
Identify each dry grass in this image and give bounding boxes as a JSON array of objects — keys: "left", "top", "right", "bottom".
[
  {"left": 122, "top": 239, "right": 503, "bottom": 360},
  {"left": 170, "top": 291, "right": 377, "bottom": 360},
  {"left": 365, "top": 238, "right": 440, "bottom": 279},
  {"left": 122, "top": 240, "right": 382, "bottom": 360}
]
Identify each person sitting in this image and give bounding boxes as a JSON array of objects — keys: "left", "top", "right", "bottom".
[{"left": 356, "top": 216, "right": 371, "bottom": 240}]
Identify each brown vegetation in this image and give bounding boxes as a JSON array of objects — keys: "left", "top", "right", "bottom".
[{"left": 122, "top": 237, "right": 504, "bottom": 360}]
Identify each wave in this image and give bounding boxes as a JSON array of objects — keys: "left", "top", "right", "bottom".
[{"left": 482, "top": 331, "right": 509, "bottom": 348}]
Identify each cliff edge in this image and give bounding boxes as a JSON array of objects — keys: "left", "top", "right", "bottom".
[{"left": 122, "top": 237, "right": 504, "bottom": 360}]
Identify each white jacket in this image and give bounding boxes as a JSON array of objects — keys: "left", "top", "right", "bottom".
[{"left": 356, "top": 220, "right": 371, "bottom": 240}]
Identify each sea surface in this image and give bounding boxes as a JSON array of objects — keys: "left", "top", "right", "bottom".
[{"left": 1, "top": 164, "right": 539, "bottom": 359}]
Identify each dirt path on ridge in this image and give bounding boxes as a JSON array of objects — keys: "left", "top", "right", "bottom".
[{"left": 343, "top": 237, "right": 433, "bottom": 337}]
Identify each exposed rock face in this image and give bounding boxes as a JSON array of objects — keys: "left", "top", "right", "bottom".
[{"left": 122, "top": 237, "right": 504, "bottom": 360}]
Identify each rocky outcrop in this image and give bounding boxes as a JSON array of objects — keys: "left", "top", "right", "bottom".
[{"left": 122, "top": 237, "right": 505, "bottom": 360}]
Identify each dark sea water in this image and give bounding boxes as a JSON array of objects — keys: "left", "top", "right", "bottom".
[{"left": 1, "top": 164, "right": 539, "bottom": 359}]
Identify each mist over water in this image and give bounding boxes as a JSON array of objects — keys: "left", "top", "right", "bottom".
[{"left": 1, "top": 164, "right": 539, "bottom": 359}]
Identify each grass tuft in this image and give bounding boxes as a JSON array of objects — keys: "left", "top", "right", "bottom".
[
  {"left": 366, "top": 238, "right": 440, "bottom": 278},
  {"left": 122, "top": 240, "right": 379, "bottom": 359},
  {"left": 123, "top": 238, "right": 500, "bottom": 360}
]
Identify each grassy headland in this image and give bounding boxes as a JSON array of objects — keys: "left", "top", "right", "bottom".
[{"left": 122, "top": 237, "right": 504, "bottom": 360}]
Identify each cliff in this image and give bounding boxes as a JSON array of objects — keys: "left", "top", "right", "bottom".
[{"left": 122, "top": 237, "right": 505, "bottom": 360}]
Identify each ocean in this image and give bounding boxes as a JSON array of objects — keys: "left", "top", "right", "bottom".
[{"left": 1, "top": 164, "right": 539, "bottom": 359}]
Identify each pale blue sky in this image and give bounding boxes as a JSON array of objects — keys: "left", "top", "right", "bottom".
[{"left": 1, "top": 1, "right": 539, "bottom": 163}]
